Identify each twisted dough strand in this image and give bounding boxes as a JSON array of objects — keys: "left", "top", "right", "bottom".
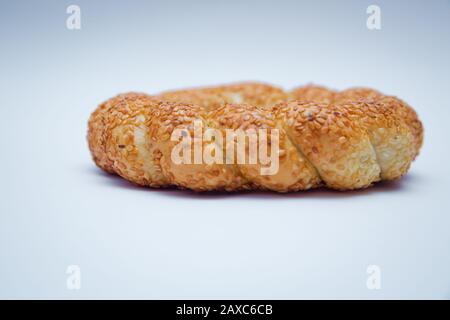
[{"left": 87, "top": 83, "right": 423, "bottom": 192}]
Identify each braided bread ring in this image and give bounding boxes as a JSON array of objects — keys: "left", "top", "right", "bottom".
[{"left": 87, "top": 83, "right": 423, "bottom": 192}]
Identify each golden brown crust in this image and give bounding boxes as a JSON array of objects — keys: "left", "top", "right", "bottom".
[
  {"left": 290, "top": 85, "right": 337, "bottom": 104},
  {"left": 87, "top": 92, "right": 154, "bottom": 174},
  {"left": 275, "top": 101, "right": 380, "bottom": 189},
  {"left": 87, "top": 83, "right": 424, "bottom": 192},
  {"left": 335, "top": 87, "right": 384, "bottom": 102},
  {"left": 331, "top": 100, "right": 414, "bottom": 180},
  {"left": 334, "top": 88, "right": 423, "bottom": 159},
  {"left": 375, "top": 96, "right": 423, "bottom": 159},
  {"left": 208, "top": 103, "right": 321, "bottom": 192},
  {"left": 157, "top": 82, "right": 288, "bottom": 111}
]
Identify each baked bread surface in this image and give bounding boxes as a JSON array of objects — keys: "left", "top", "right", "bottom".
[{"left": 88, "top": 82, "right": 423, "bottom": 192}]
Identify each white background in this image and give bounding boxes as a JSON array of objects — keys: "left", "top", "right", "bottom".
[{"left": 0, "top": 0, "right": 449, "bottom": 299}]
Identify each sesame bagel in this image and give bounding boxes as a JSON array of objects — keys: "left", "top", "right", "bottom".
[{"left": 87, "top": 82, "right": 423, "bottom": 192}]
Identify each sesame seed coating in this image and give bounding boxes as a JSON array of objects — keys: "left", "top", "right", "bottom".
[
  {"left": 87, "top": 82, "right": 424, "bottom": 192},
  {"left": 157, "top": 82, "right": 288, "bottom": 111},
  {"left": 290, "top": 85, "right": 337, "bottom": 104},
  {"left": 208, "top": 103, "right": 321, "bottom": 192},
  {"left": 335, "top": 87, "right": 423, "bottom": 159},
  {"left": 274, "top": 101, "right": 381, "bottom": 190}
]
